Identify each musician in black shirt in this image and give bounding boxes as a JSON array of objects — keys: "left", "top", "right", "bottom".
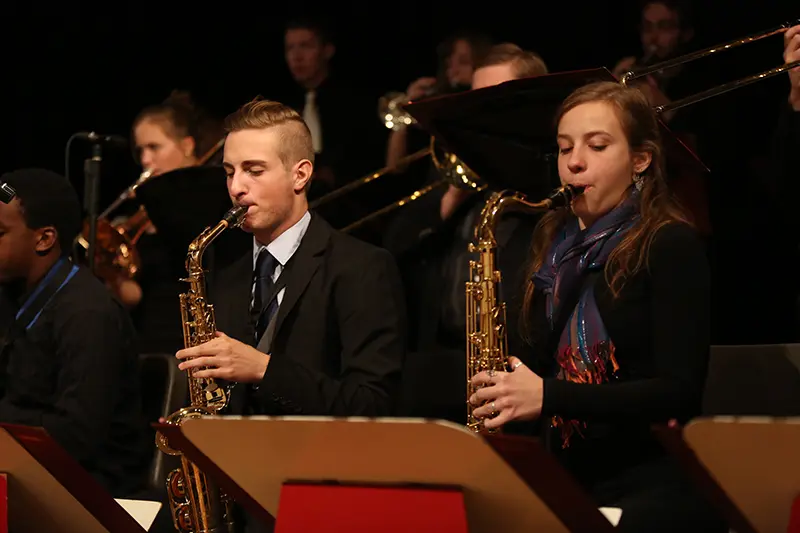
[
  {"left": 0, "top": 168, "right": 149, "bottom": 498},
  {"left": 468, "top": 83, "right": 726, "bottom": 532}
]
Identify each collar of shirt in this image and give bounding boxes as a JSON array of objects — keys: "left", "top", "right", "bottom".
[{"left": 252, "top": 210, "right": 311, "bottom": 278}]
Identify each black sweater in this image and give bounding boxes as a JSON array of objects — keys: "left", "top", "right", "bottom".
[{"left": 524, "top": 221, "right": 710, "bottom": 489}]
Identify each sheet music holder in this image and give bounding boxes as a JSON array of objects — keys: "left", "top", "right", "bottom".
[
  {"left": 157, "top": 416, "right": 617, "bottom": 533},
  {"left": 0, "top": 423, "right": 147, "bottom": 533},
  {"left": 134, "top": 165, "right": 251, "bottom": 269},
  {"left": 655, "top": 417, "right": 800, "bottom": 533}
]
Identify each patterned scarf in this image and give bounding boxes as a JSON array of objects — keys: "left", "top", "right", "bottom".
[{"left": 531, "top": 189, "right": 640, "bottom": 447}]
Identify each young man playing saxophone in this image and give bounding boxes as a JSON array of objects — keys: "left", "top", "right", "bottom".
[{"left": 175, "top": 98, "right": 406, "bottom": 418}]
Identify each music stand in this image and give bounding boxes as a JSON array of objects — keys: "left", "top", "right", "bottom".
[
  {"left": 134, "top": 165, "right": 251, "bottom": 269},
  {"left": 157, "top": 416, "right": 618, "bottom": 533},
  {"left": 0, "top": 423, "right": 147, "bottom": 533},
  {"left": 655, "top": 417, "right": 800, "bottom": 533},
  {"left": 403, "top": 68, "right": 712, "bottom": 233}
]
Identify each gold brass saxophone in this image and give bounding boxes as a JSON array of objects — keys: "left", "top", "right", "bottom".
[
  {"left": 155, "top": 204, "right": 248, "bottom": 533},
  {"left": 466, "top": 184, "right": 585, "bottom": 433}
]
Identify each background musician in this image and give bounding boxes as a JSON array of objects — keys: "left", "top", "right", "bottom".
[
  {"left": 468, "top": 82, "right": 726, "bottom": 532},
  {"left": 175, "top": 99, "right": 406, "bottom": 530},
  {"left": 610, "top": 1, "right": 702, "bottom": 134},
  {"left": 276, "top": 16, "right": 384, "bottom": 196},
  {"left": 111, "top": 91, "right": 224, "bottom": 354},
  {"left": 389, "top": 44, "right": 549, "bottom": 425},
  {"left": 0, "top": 168, "right": 149, "bottom": 498},
  {"left": 385, "top": 30, "right": 493, "bottom": 171}
]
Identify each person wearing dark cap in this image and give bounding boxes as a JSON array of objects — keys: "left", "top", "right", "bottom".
[{"left": 0, "top": 168, "right": 149, "bottom": 498}]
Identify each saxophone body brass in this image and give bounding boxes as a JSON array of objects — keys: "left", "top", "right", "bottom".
[
  {"left": 466, "top": 185, "right": 585, "bottom": 433},
  {"left": 155, "top": 204, "right": 248, "bottom": 533}
]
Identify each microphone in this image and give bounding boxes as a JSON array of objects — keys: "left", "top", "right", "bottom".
[{"left": 74, "top": 131, "right": 128, "bottom": 146}]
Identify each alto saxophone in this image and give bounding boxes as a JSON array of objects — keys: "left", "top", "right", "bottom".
[
  {"left": 155, "top": 204, "right": 248, "bottom": 533},
  {"left": 466, "top": 185, "right": 585, "bottom": 432}
]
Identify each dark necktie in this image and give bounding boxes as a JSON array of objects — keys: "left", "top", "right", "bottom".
[{"left": 252, "top": 249, "right": 279, "bottom": 342}]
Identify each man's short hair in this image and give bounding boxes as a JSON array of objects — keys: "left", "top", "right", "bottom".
[
  {"left": 475, "top": 43, "right": 549, "bottom": 79},
  {"left": 640, "top": 0, "right": 693, "bottom": 30},
  {"left": 224, "top": 98, "right": 315, "bottom": 170},
  {"left": 0, "top": 168, "right": 82, "bottom": 256},
  {"left": 285, "top": 15, "right": 334, "bottom": 45}
]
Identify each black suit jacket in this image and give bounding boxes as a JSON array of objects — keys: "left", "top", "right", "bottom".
[{"left": 208, "top": 213, "right": 406, "bottom": 417}]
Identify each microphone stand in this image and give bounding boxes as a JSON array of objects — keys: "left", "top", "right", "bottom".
[{"left": 83, "top": 143, "right": 102, "bottom": 275}]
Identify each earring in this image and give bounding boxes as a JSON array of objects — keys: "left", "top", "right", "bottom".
[{"left": 633, "top": 172, "right": 643, "bottom": 191}]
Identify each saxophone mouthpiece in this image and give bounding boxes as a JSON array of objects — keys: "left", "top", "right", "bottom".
[
  {"left": 225, "top": 205, "right": 249, "bottom": 227},
  {"left": 548, "top": 184, "right": 586, "bottom": 209}
]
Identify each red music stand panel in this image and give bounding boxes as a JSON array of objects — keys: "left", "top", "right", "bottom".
[
  {"left": 788, "top": 494, "right": 800, "bottom": 533},
  {"left": 275, "top": 483, "right": 468, "bottom": 533},
  {"left": 0, "top": 473, "right": 7, "bottom": 533}
]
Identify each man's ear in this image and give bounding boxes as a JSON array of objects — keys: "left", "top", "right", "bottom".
[
  {"left": 633, "top": 151, "right": 653, "bottom": 175},
  {"left": 34, "top": 226, "right": 58, "bottom": 256},
  {"left": 294, "top": 159, "right": 314, "bottom": 192}
]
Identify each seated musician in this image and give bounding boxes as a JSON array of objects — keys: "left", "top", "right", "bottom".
[
  {"left": 385, "top": 44, "right": 549, "bottom": 425},
  {"left": 110, "top": 91, "right": 224, "bottom": 353},
  {"left": 175, "top": 99, "right": 406, "bottom": 530},
  {"left": 385, "top": 29, "right": 493, "bottom": 171},
  {"left": 0, "top": 168, "right": 148, "bottom": 498},
  {"left": 467, "top": 82, "right": 727, "bottom": 532}
]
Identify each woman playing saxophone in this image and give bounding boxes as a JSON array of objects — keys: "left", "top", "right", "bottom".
[{"left": 467, "top": 81, "right": 725, "bottom": 532}]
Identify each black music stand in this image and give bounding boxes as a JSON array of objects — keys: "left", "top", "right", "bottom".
[
  {"left": 156, "top": 417, "right": 621, "bottom": 533},
  {"left": 0, "top": 423, "right": 153, "bottom": 533},
  {"left": 134, "top": 165, "right": 251, "bottom": 269},
  {"left": 404, "top": 68, "right": 712, "bottom": 233}
]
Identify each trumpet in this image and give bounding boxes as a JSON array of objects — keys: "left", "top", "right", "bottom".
[
  {"left": 75, "top": 167, "right": 155, "bottom": 281},
  {"left": 76, "top": 138, "right": 224, "bottom": 283}
]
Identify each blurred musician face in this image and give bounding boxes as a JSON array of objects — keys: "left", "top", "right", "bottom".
[
  {"left": 285, "top": 28, "right": 334, "bottom": 90},
  {"left": 223, "top": 127, "right": 312, "bottom": 244},
  {"left": 134, "top": 119, "right": 196, "bottom": 177},
  {"left": 640, "top": 2, "right": 690, "bottom": 60},
  {"left": 446, "top": 39, "right": 475, "bottom": 87},
  {"left": 0, "top": 199, "right": 48, "bottom": 283},
  {"left": 471, "top": 63, "right": 516, "bottom": 90},
  {"left": 556, "top": 102, "right": 651, "bottom": 229}
]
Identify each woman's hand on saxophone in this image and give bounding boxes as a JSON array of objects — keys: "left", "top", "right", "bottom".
[
  {"left": 468, "top": 356, "right": 544, "bottom": 431},
  {"left": 176, "top": 331, "right": 270, "bottom": 383}
]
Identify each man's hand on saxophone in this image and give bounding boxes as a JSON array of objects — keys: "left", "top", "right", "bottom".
[
  {"left": 468, "top": 356, "right": 543, "bottom": 430},
  {"left": 177, "top": 331, "right": 269, "bottom": 383}
]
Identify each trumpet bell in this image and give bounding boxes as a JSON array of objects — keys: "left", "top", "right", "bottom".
[{"left": 378, "top": 92, "right": 416, "bottom": 131}]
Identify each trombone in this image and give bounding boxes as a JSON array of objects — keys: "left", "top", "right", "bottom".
[
  {"left": 308, "top": 91, "right": 482, "bottom": 230},
  {"left": 620, "top": 18, "right": 800, "bottom": 115},
  {"left": 334, "top": 18, "right": 800, "bottom": 233}
]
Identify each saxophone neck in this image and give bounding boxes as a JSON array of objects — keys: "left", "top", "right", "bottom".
[
  {"left": 185, "top": 205, "right": 249, "bottom": 275},
  {"left": 473, "top": 185, "right": 585, "bottom": 243}
]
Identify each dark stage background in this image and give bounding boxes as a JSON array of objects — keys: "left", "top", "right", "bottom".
[{"left": 0, "top": 1, "right": 797, "bottom": 344}]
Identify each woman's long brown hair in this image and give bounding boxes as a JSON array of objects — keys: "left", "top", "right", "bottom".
[{"left": 520, "top": 81, "right": 690, "bottom": 342}]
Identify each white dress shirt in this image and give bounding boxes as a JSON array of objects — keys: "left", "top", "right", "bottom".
[{"left": 251, "top": 210, "right": 311, "bottom": 309}]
